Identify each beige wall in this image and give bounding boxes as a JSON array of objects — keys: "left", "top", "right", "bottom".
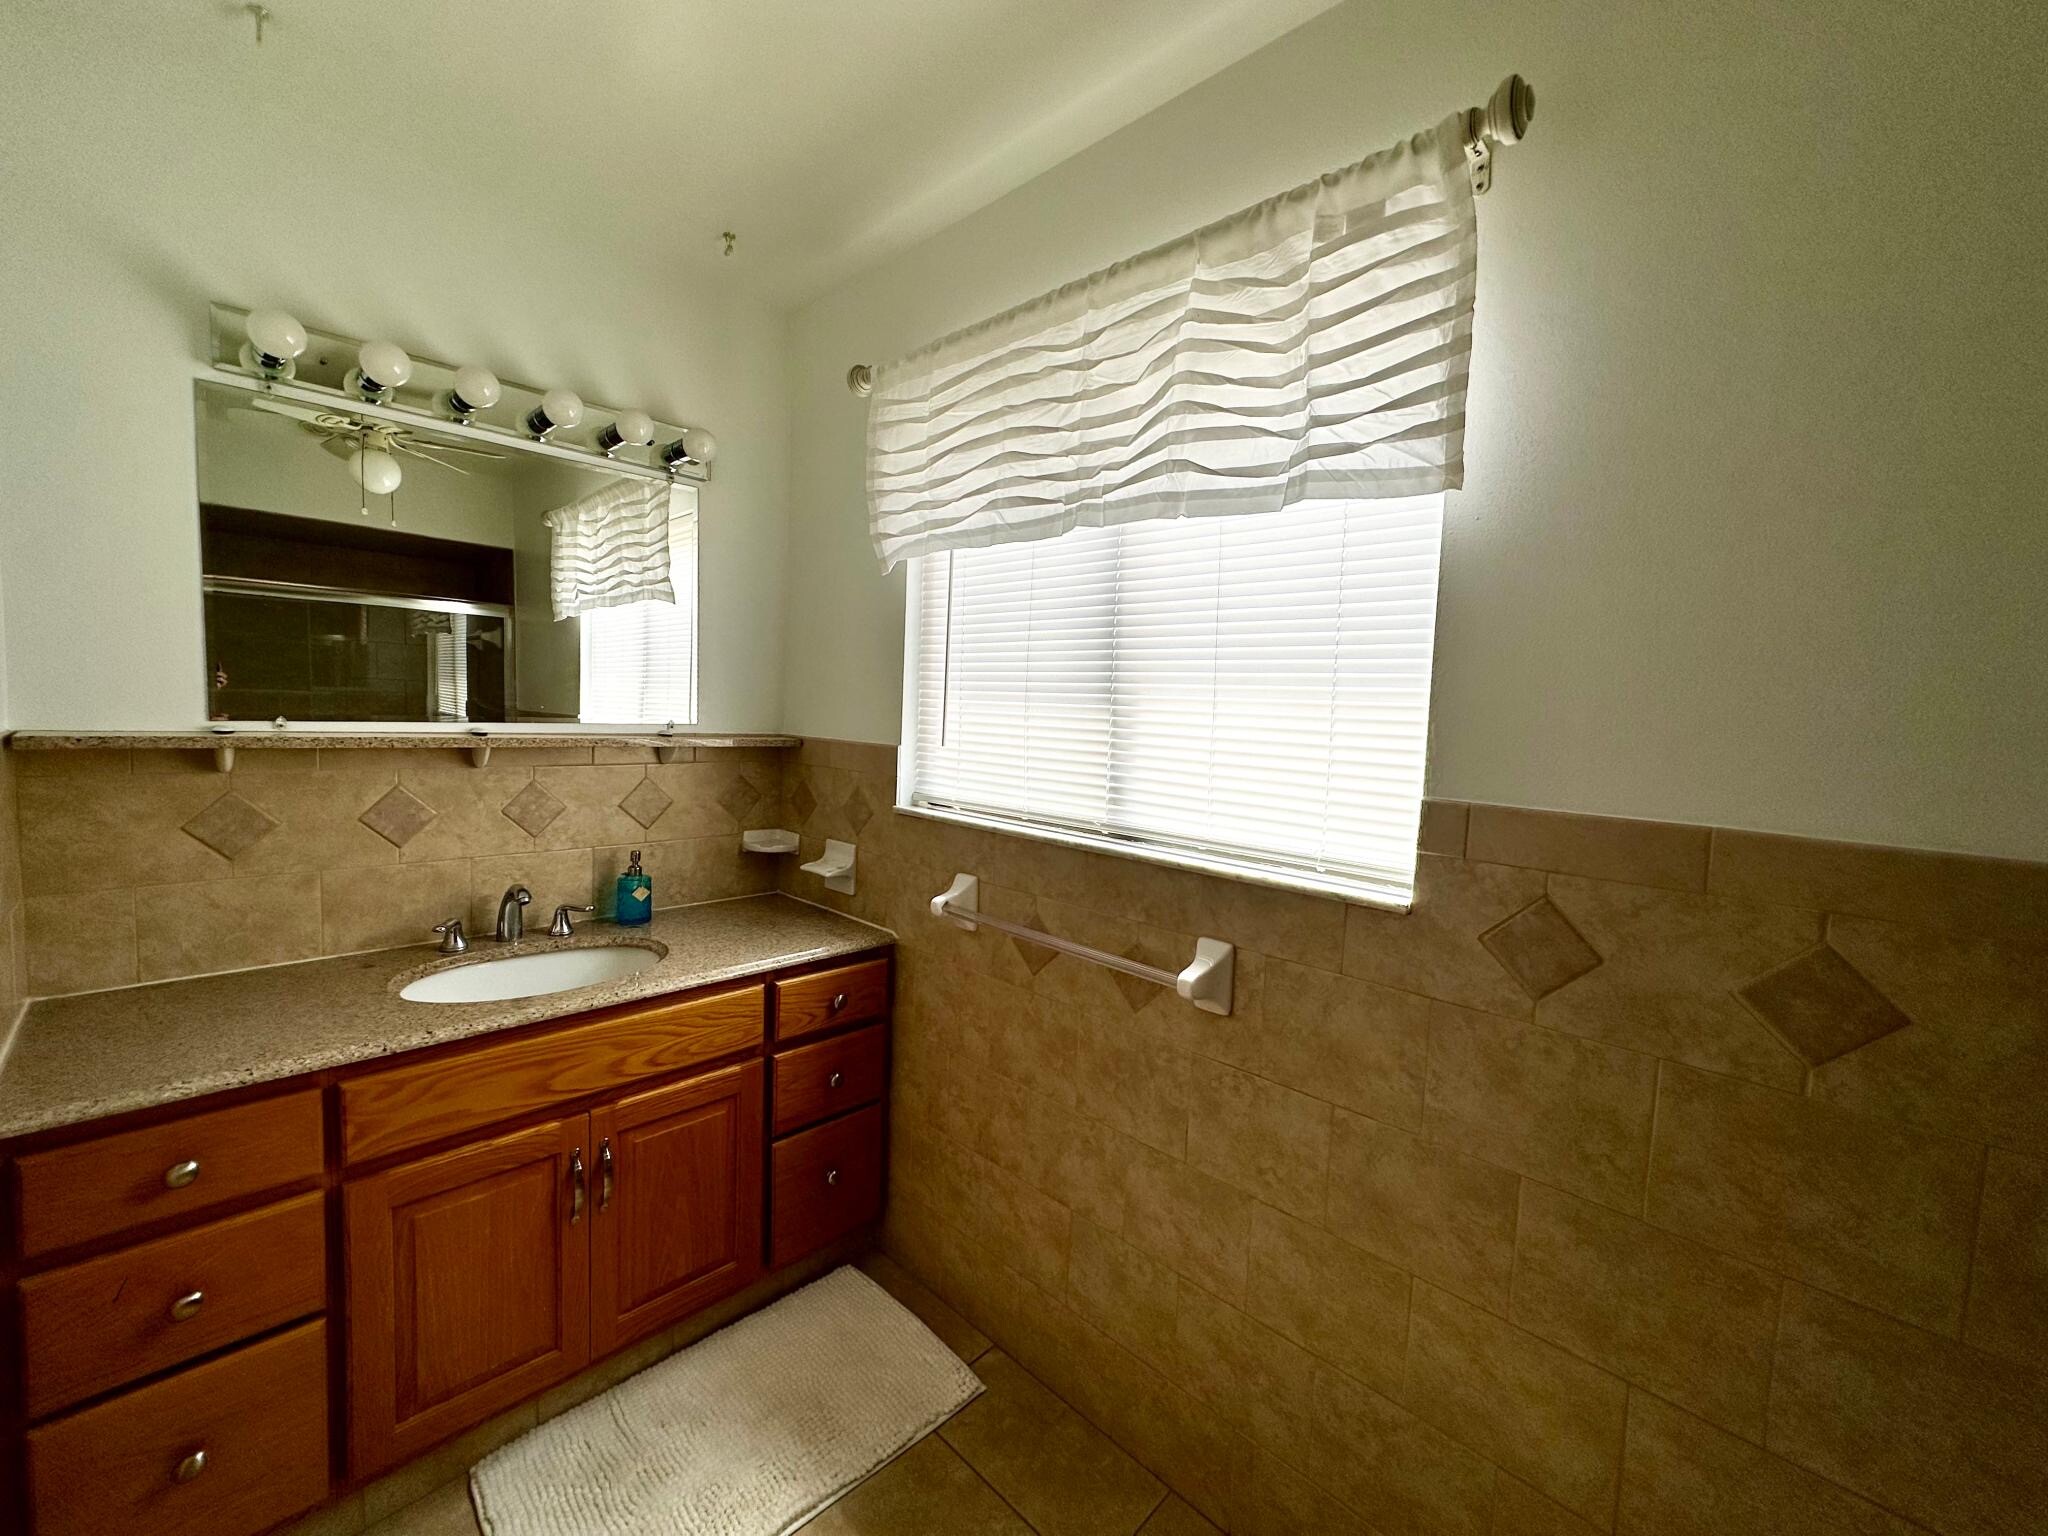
[
  {"left": 781, "top": 0, "right": 2048, "bottom": 861},
  {"left": 0, "top": 748, "right": 24, "bottom": 1036},
  {"left": 11, "top": 745, "right": 786, "bottom": 995},
  {"left": 782, "top": 740, "right": 2048, "bottom": 1535}
]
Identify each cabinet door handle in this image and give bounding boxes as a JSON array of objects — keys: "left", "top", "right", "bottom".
[
  {"left": 569, "top": 1149, "right": 586, "bottom": 1224},
  {"left": 170, "top": 1290, "right": 205, "bottom": 1322},
  {"left": 825, "top": 1167, "right": 840, "bottom": 1187},
  {"left": 598, "top": 1138, "right": 614, "bottom": 1212},
  {"left": 828, "top": 1071, "right": 844, "bottom": 1089},
  {"left": 830, "top": 992, "right": 848, "bottom": 1013},
  {"left": 164, "top": 1159, "right": 201, "bottom": 1190},
  {"left": 174, "top": 1449, "right": 208, "bottom": 1484}
]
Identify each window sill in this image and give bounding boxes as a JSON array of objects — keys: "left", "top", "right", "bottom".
[{"left": 892, "top": 800, "right": 1413, "bottom": 914}]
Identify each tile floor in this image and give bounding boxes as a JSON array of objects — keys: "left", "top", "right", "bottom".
[{"left": 353, "top": 1253, "right": 1214, "bottom": 1536}]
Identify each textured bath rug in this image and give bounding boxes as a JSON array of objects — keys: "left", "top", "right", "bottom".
[{"left": 469, "top": 1265, "right": 982, "bottom": 1536}]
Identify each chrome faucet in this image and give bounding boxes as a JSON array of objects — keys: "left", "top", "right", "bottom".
[{"left": 495, "top": 885, "right": 532, "bottom": 942}]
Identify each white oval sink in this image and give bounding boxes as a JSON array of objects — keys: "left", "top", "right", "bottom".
[{"left": 401, "top": 945, "right": 660, "bottom": 1003}]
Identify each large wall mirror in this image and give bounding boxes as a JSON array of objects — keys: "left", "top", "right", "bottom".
[{"left": 193, "top": 380, "right": 697, "bottom": 726}]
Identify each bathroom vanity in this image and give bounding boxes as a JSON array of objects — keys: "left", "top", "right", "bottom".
[{"left": 0, "top": 896, "right": 894, "bottom": 1536}]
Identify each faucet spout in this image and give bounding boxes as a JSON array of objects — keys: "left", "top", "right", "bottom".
[{"left": 495, "top": 885, "right": 533, "bottom": 942}]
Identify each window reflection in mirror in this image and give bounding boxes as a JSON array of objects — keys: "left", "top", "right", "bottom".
[{"left": 192, "top": 380, "right": 697, "bottom": 725}]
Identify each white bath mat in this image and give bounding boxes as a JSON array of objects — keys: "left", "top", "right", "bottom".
[{"left": 469, "top": 1265, "right": 983, "bottom": 1536}]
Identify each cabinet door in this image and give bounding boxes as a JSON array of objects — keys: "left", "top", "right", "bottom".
[
  {"left": 590, "top": 1061, "right": 764, "bottom": 1356},
  {"left": 345, "top": 1116, "right": 591, "bottom": 1477}
]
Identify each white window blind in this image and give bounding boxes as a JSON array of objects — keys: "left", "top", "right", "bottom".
[
  {"left": 905, "top": 495, "right": 1442, "bottom": 908},
  {"left": 578, "top": 485, "right": 698, "bottom": 725}
]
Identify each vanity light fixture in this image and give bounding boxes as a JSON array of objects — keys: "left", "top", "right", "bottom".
[
  {"left": 240, "top": 308, "right": 307, "bottom": 379},
  {"left": 525, "top": 388, "right": 584, "bottom": 440},
  {"left": 659, "top": 426, "right": 717, "bottom": 469},
  {"left": 596, "top": 409, "right": 656, "bottom": 457},
  {"left": 346, "top": 340, "right": 414, "bottom": 403},
  {"left": 445, "top": 364, "right": 501, "bottom": 423}
]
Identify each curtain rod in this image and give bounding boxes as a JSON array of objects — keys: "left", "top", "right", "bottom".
[{"left": 845, "top": 74, "right": 1533, "bottom": 397}]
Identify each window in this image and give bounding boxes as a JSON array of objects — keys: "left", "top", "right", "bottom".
[
  {"left": 577, "top": 487, "right": 698, "bottom": 724},
  {"left": 903, "top": 495, "right": 1442, "bottom": 908}
]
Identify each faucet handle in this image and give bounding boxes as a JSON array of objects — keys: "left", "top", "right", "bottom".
[
  {"left": 549, "top": 904, "right": 597, "bottom": 938},
  {"left": 431, "top": 919, "right": 469, "bottom": 954}
]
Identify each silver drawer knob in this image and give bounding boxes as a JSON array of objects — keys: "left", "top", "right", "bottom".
[
  {"left": 174, "top": 1449, "right": 208, "bottom": 1483},
  {"left": 170, "top": 1291, "right": 205, "bottom": 1322},
  {"left": 828, "top": 1072, "right": 844, "bottom": 1089},
  {"left": 830, "top": 992, "right": 848, "bottom": 1012},
  {"left": 164, "top": 1159, "right": 201, "bottom": 1190},
  {"left": 825, "top": 1168, "right": 840, "bottom": 1187}
]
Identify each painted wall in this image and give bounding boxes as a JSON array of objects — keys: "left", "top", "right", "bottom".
[
  {"left": 781, "top": 0, "right": 2048, "bottom": 861},
  {"left": 0, "top": 5, "right": 790, "bottom": 734}
]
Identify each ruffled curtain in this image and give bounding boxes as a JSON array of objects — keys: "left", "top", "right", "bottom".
[
  {"left": 866, "top": 114, "right": 1477, "bottom": 571},
  {"left": 543, "top": 479, "right": 674, "bottom": 621}
]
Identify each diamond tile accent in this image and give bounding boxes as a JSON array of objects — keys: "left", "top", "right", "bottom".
[
  {"left": 501, "top": 779, "right": 566, "bottom": 837},
  {"left": 789, "top": 777, "right": 819, "bottom": 826},
  {"left": 1737, "top": 942, "right": 1912, "bottom": 1066},
  {"left": 1113, "top": 942, "right": 1164, "bottom": 1012},
  {"left": 1008, "top": 903, "right": 1057, "bottom": 977},
  {"left": 358, "top": 785, "right": 437, "bottom": 850},
  {"left": 181, "top": 792, "right": 280, "bottom": 860},
  {"left": 845, "top": 782, "right": 876, "bottom": 834},
  {"left": 619, "top": 777, "right": 673, "bottom": 829},
  {"left": 718, "top": 774, "right": 762, "bottom": 822},
  {"left": 1481, "top": 897, "right": 1603, "bottom": 1000}
]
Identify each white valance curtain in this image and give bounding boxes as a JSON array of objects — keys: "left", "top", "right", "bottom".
[
  {"left": 866, "top": 114, "right": 1477, "bottom": 571},
  {"left": 543, "top": 479, "right": 675, "bottom": 621}
]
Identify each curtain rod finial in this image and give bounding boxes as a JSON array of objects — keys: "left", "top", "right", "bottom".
[{"left": 847, "top": 364, "right": 874, "bottom": 397}]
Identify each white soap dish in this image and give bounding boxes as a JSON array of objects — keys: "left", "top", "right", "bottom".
[{"left": 741, "top": 828, "right": 800, "bottom": 855}]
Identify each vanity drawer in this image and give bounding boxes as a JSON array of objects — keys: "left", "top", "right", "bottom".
[
  {"left": 774, "top": 958, "right": 890, "bottom": 1043},
  {"left": 770, "top": 1104, "right": 884, "bottom": 1267},
  {"left": 25, "top": 1319, "right": 329, "bottom": 1536},
  {"left": 772, "top": 1024, "right": 887, "bottom": 1136},
  {"left": 342, "top": 983, "right": 766, "bottom": 1164},
  {"left": 13, "top": 1090, "right": 325, "bottom": 1258},
  {"left": 19, "top": 1192, "right": 327, "bottom": 1419}
]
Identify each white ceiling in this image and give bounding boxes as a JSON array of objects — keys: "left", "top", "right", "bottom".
[{"left": 130, "top": 0, "right": 1340, "bottom": 306}]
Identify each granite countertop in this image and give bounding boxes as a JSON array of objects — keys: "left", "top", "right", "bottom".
[{"left": 0, "top": 895, "right": 895, "bottom": 1140}]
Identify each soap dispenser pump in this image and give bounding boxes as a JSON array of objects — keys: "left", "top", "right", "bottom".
[{"left": 614, "top": 849, "right": 653, "bottom": 927}]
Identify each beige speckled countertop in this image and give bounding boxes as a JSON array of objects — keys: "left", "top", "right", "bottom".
[{"left": 0, "top": 895, "right": 894, "bottom": 1140}]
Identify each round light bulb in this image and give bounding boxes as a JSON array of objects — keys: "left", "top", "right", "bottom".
[
  {"left": 245, "top": 308, "right": 307, "bottom": 363},
  {"left": 349, "top": 447, "right": 404, "bottom": 495},
  {"left": 357, "top": 340, "right": 413, "bottom": 393},
  {"left": 451, "top": 364, "right": 500, "bottom": 413},
  {"left": 680, "top": 426, "right": 716, "bottom": 465},
  {"left": 613, "top": 410, "right": 654, "bottom": 447},
  {"left": 541, "top": 389, "right": 584, "bottom": 430}
]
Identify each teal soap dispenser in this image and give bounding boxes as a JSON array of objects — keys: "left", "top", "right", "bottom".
[{"left": 614, "top": 849, "right": 653, "bottom": 926}]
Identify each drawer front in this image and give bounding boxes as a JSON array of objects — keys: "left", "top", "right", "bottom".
[
  {"left": 14, "top": 1090, "right": 325, "bottom": 1258},
  {"left": 770, "top": 1104, "right": 884, "bottom": 1268},
  {"left": 26, "top": 1319, "right": 330, "bottom": 1536},
  {"left": 341, "top": 984, "right": 766, "bottom": 1164},
  {"left": 772, "top": 1024, "right": 887, "bottom": 1136},
  {"left": 20, "top": 1192, "right": 327, "bottom": 1419},
  {"left": 774, "top": 958, "right": 890, "bottom": 1043}
]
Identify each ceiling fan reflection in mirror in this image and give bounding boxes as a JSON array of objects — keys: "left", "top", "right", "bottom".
[{"left": 242, "top": 395, "right": 505, "bottom": 524}]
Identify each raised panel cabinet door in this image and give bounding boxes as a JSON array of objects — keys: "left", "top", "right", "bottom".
[
  {"left": 590, "top": 1060, "right": 765, "bottom": 1356},
  {"left": 344, "top": 1116, "right": 591, "bottom": 1478}
]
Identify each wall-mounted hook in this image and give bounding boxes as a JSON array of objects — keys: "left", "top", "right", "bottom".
[{"left": 245, "top": 3, "right": 272, "bottom": 45}]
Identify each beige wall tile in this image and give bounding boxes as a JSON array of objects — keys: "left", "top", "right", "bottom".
[
  {"left": 1479, "top": 896, "right": 1601, "bottom": 1001},
  {"left": 1814, "top": 916, "right": 2048, "bottom": 1158},
  {"left": 1171, "top": 1284, "right": 1318, "bottom": 1452},
  {"left": 1344, "top": 854, "right": 1543, "bottom": 1018},
  {"left": 391, "top": 765, "right": 538, "bottom": 863},
  {"left": 20, "top": 771, "right": 229, "bottom": 895},
  {"left": 1121, "top": 1142, "right": 1255, "bottom": 1302},
  {"left": 1769, "top": 1283, "right": 2048, "bottom": 1536},
  {"left": 1709, "top": 828, "right": 2048, "bottom": 943},
  {"left": 1404, "top": 1282, "right": 1628, "bottom": 1524},
  {"left": 1066, "top": 1216, "right": 1180, "bottom": 1373},
  {"left": 1418, "top": 799, "right": 1470, "bottom": 858},
  {"left": 1619, "top": 1391, "right": 1923, "bottom": 1536},
  {"left": 1074, "top": 1013, "right": 1191, "bottom": 1157},
  {"left": 1258, "top": 959, "right": 1429, "bottom": 1129},
  {"left": 1492, "top": 1475, "right": 1604, "bottom": 1536},
  {"left": 1185, "top": 1058, "right": 1331, "bottom": 1220},
  {"left": 1645, "top": 1063, "right": 1981, "bottom": 1333},
  {"left": 1302, "top": 1361, "right": 1498, "bottom": 1536},
  {"left": 1228, "top": 1444, "right": 1375, "bottom": 1536},
  {"left": 1325, "top": 1108, "right": 1520, "bottom": 1313},
  {"left": 466, "top": 848, "right": 596, "bottom": 933},
  {"left": 1468, "top": 805, "right": 1711, "bottom": 891},
  {"left": 1540, "top": 876, "right": 1817, "bottom": 1091},
  {"left": 25, "top": 891, "right": 138, "bottom": 994},
  {"left": 1511, "top": 1181, "right": 1780, "bottom": 1439},
  {"left": 231, "top": 772, "right": 407, "bottom": 875},
  {"left": 1966, "top": 1149, "right": 2048, "bottom": 1371},
  {"left": 990, "top": 994, "right": 1078, "bottom": 1106},
  {"left": 1244, "top": 1202, "right": 1410, "bottom": 1399},
  {"left": 322, "top": 860, "right": 471, "bottom": 953},
  {"left": 1425, "top": 1005, "right": 1659, "bottom": 1212},
  {"left": 534, "top": 765, "right": 661, "bottom": 850},
  {"left": 137, "top": 873, "right": 324, "bottom": 981}
]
